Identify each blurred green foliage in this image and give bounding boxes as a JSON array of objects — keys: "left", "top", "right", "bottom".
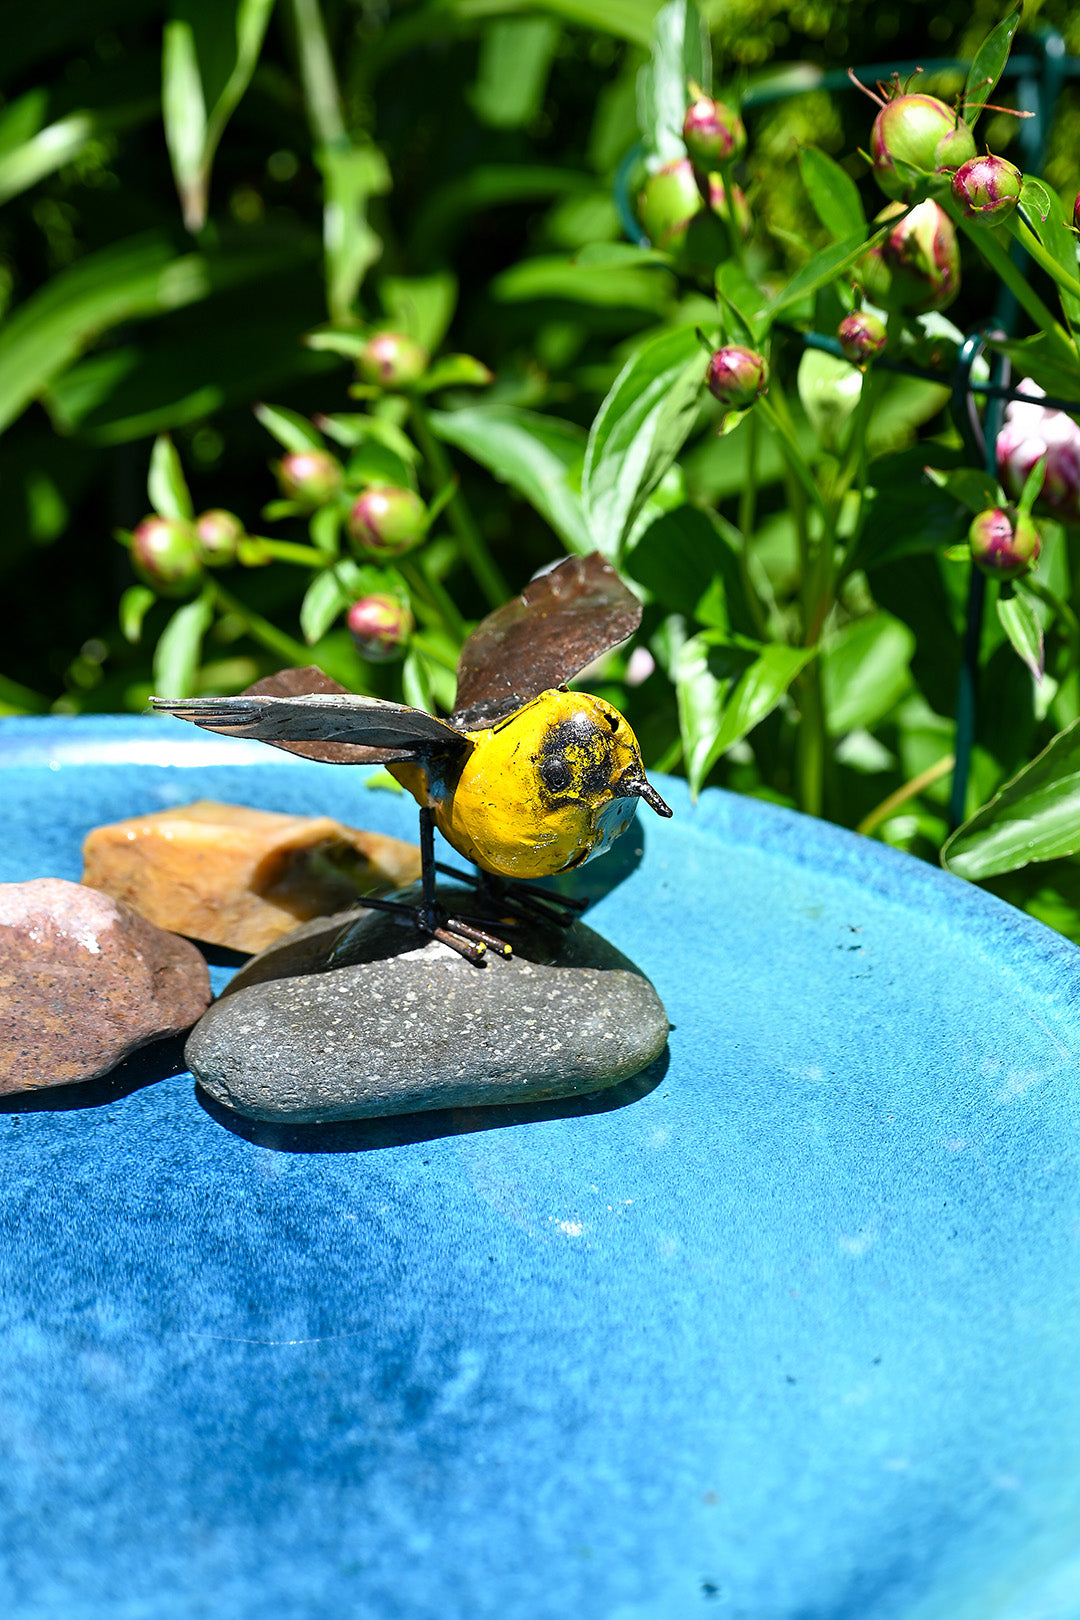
[{"left": 9, "top": 0, "right": 1080, "bottom": 946}]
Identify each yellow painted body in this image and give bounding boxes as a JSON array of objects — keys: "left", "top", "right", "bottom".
[{"left": 389, "top": 689, "right": 647, "bottom": 880}]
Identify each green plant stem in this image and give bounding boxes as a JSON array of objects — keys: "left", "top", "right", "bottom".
[
  {"left": 736, "top": 412, "right": 768, "bottom": 639},
  {"left": 410, "top": 629, "right": 459, "bottom": 673},
  {"left": 408, "top": 399, "right": 508, "bottom": 609},
  {"left": 757, "top": 394, "right": 829, "bottom": 529},
  {"left": 794, "top": 661, "right": 825, "bottom": 818},
  {"left": 1009, "top": 212, "right": 1080, "bottom": 302},
  {"left": 403, "top": 558, "right": 467, "bottom": 641},
  {"left": 766, "top": 367, "right": 830, "bottom": 815},
  {"left": 717, "top": 159, "right": 745, "bottom": 271},
  {"left": 247, "top": 537, "right": 331, "bottom": 567},
  {"left": 207, "top": 578, "right": 357, "bottom": 683},
  {"left": 833, "top": 367, "right": 874, "bottom": 513},
  {"left": 945, "top": 200, "right": 1064, "bottom": 337},
  {"left": 857, "top": 752, "right": 955, "bottom": 838}
]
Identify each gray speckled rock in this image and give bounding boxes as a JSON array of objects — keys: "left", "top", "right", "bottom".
[{"left": 186, "top": 890, "right": 669, "bottom": 1122}]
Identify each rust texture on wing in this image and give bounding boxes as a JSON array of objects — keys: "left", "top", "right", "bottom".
[
  {"left": 241, "top": 666, "right": 405, "bottom": 764},
  {"left": 452, "top": 554, "right": 642, "bottom": 730}
]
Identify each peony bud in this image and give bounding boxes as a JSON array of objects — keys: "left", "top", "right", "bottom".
[
  {"left": 706, "top": 345, "right": 768, "bottom": 410},
  {"left": 346, "top": 593, "right": 414, "bottom": 661},
  {"left": 837, "top": 311, "right": 887, "bottom": 366},
  {"left": 996, "top": 380, "right": 1080, "bottom": 525},
  {"left": 871, "top": 94, "right": 976, "bottom": 199},
  {"left": 194, "top": 509, "right": 243, "bottom": 567},
  {"left": 355, "top": 332, "right": 430, "bottom": 390},
  {"left": 968, "top": 507, "right": 1041, "bottom": 579},
  {"left": 683, "top": 95, "right": 746, "bottom": 171},
  {"left": 950, "top": 153, "right": 1022, "bottom": 224},
  {"left": 857, "top": 199, "right": 960, "bottom": 314},
  {"left": 275, "top": 450, "right": 343, "bottom": 509},
  {"left": 637, "top": 159, "right": 705, "bottom": 251},
  {"left": 346, "top": 484, "right": 427, "bottom": 557},
  {"left": 130, "top": 516, "right": 203, "bottom": 596}
]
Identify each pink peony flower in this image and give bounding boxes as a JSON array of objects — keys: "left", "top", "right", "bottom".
[{"left": 996, "top": 380, "right": 1080, "bottom": 525}]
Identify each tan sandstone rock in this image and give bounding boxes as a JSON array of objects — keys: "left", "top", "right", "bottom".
[
  {"left": 0, "top": 877, "right": 212, "bottom": 1093},
  {"left": 81, "top": 800, "right": 421, "bottom": 954}
]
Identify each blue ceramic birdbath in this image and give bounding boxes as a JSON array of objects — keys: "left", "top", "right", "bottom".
[{"left": 3, "top": 714, "right": 1080, "bottom": 1620}]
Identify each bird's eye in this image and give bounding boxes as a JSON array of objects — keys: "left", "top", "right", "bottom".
[{"left": 540, "top": 754, "right": 572, "bottom": 793}]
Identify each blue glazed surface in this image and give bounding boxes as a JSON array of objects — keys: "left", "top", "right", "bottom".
[{"left": 3, "top": 715, "right": 1080, "bottom": 1620}]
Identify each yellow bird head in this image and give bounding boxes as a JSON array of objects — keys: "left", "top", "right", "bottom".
[{"left": 432, "top": 688, "right": 671, "bottom": 881}]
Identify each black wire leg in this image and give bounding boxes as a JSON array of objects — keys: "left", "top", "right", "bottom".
[{"left": 435, "top": 862, "right": 589, "bottom": 929}]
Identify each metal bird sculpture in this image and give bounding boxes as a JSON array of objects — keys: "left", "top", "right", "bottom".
[{"left": 152, "top": 552, "right": 671, "bottom": 962}]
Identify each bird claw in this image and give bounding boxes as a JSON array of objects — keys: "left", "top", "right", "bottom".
[{"left": 334, "top": 891, "right": 514, "bottom": 966}]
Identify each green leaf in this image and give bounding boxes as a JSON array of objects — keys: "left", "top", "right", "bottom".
[
  {"left": 491, "top": 255, "right": 673, "bottom": 311},
  {"left": 380, "top": 270, "right": 458, "bottom": 351},
  {"left": 34, "top": 240, "right": 324, "bottom": 444},
  {"left": 797, "top": 146, "right": 864, "bottom": 242},
  {"left": 410, "top": 164, "right": 593, "bottom": 260},
  {"left": 637, "top": 0, "right": 710, "bottom": 165},
  {"left": 851, "top": 450, "right": 971, "bottom": 572},
  {"left": 303, "top": 329, "right": 368, "bottom": 359},
  {"left": 716, "top": 260, "right": 769, "bottom": 344},
  {"left": 317, "top": 141, "right": 391, "bottom": 323},
  {"left": 147, "top": 434, "right": 194, "bottom": 522},
  {"left": 1020, "top": 174, "right": 1055, "bottom": 225},
  {"left": 119, "top": 585, "right": 157, "bottom": 645},
  {"left": 415, "top": 354, "right": 494, "bottom": 393},
  {"left": 1018, "top": 177, "right": 1080, "bottom": 327},
  {"left": 300, "top": 565, "right": 351, "bottom": 644},
  {"left": 345, "top": 440, "right": 414, "bottom": 489},
  {"left": 317, "top": 413, "right": 419, "bottom": 463},
  {"left": 430, "top": 403, "right": 590, "bottom": 555},
  {"left": 574, "top": 242, "right": 673, "bottom": 269},
  {"left": 582, "top": 323, "right": 704, "bottom": 562},
  {"left": 309, "top": 503, "right": 342, "bottom": 557},
  {"left": 1017, "top": 453, "right": 1046, "bottom": 518},
  {"left": 152, "top": 590, "right": 214, "bottom": 699},
  {"left": 0, "top": 88, "right": 48, "bottom": 154},
  {"left": 449, "top": 0, "right": 658, "bottom": 47},
  {"left": 162, "top": 19, "right": 206, "bottom": 227},
  {"left": 942, "top": 716, "right": 1080, "bottom": 879},
  {"left": 402, "top": 645, "right": 435, "bottom": 713},
  {"left": 0, "top": 109, "right": 106, "bottom": 206},
  {"left": 299, "top": 557, "right": 404, "bottom": 644},
  {"left": 796, "top": 348, "right": 862, "bottom": 452},
  {"left": 768, "top": 231, "right": 874, "bottom": 316},
  {"left": 674, "top": 630, "right": 814, "bottom": 793},
  {"left": 997, "top": 587, "right": 1044, "bottom": 682},
  {"left": 163, "top": 0, "right": 275, "bottom": 232},
  {"left": 470, "top": 15, "right": 560, "bottom": 130},
  {"left": 262, "top": 498, "right": 302, "bottom": 522},
  {"left": 866, "top": 373, "right": 951, "bottom": 454},
  {"left": 625, "top": 502, "right": 760, "bottom": 635},
  {"left": 0, "top": 233, "right": 219, "bottom": 438},
  {"left": 986, "top": 329, "right": 1080, "bottom": 401},
  {"left": 924, "top": 465, "right": 1001, "bottom": 515},
  {"left": 964, "top": 11, "right": 1020, "bottom": 127},
  {"left": 821, "top": 611, "right": 914, "bottom": 735},
  {"left": 254, "top": 402, "right": 325, "bottom": 453}
]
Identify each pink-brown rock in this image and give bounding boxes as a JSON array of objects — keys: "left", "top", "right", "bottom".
[{"left": 0, "top": 878, "right": 212, "bottom": 1094}]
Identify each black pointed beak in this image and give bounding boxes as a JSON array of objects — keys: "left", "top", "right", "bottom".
[{"left": 621, "top": 775, "right": 673, "bottom": 819}]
